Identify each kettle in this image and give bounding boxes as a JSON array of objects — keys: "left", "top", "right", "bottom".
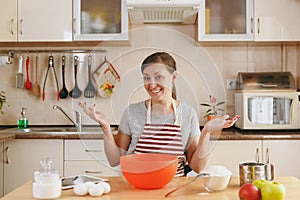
[{"left": 239, "top": 148, "right": 274, "bottom": 186}]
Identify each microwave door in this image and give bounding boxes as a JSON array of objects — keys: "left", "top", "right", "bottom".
[
  {"left": 263, "top": 97, "right": 273, "bottom": 124},
  {"left": 281, "top": 98, "right": 291, "bottom": 124},
  {"left": 274, "top": 98, "right": 291, "bottom": 124},
  {"left": 283, "top": 98, "right": 291, "bottom": 124}
]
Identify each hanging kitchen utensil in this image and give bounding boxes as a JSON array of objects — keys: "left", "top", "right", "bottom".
[
  {"left": 25, "top": 56, "right": 32, "bottom": 90},
  {"left": 59, "top": 55, "right": 68, "bottom": 99},
  {"left": 92, "top": 57, "right": 120, "bottom": 98},
  {"left": 42, "top": 55, "right": 60, "bottom": 101},
  {"left": 69, "top": 56, "right": 82, "bottom": 99},
  {"left": 84, "top": 55, "right": 96, "bottom": 98},
  {"left": 32, "top": 55, "right": 41, "bottom": 97},
  {"left": 16, "top": 55, "right": 24, "bottom": 89}
]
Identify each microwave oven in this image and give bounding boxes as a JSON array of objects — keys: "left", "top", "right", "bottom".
[{"left": 235, "top": 91, "right": 300, "bottom": 130}]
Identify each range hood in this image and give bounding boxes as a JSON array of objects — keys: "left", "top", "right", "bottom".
[{"left": 127, "top": 0, "right": 200, "bottom": 24}]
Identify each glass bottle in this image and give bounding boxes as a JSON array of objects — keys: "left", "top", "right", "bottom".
[
  {"left": 18, "top": 107, "right": 28, "bottom": 128},
  {"left": 32, "top": 158, "right": 61, "bottom": 199}
]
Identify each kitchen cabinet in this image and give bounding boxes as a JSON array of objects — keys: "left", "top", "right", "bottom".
[
  {"left": 198, "top": 0, "right": 254, "bottom": 41},
  {"left": 64, "top": 140, "right": 121, "bottom": 177},
  {"left": 254, "top": 0, "right": 300, "bottom": 41},
  {"left": 0, "top": 0, "right": 17, "bottom": 41},
  {"left": 0, "top": 0, "right": 72, "bottom": 42},
  {"left": 263, "top": 140, "right": 300, "bottom": 179},
  {"left": 199, "top": 0, "right": 300, "bottom": 41},
  {"left": 0, "top": 142, "right": 3, "bottom": 198},
  {"left": 73, "top": 0, "right": 128, "bottom": 41},
  {"left": 206, "top": 139, "right": 300, "bottom": 179},
  {"left": 3, "top": 139, "right": 63, "bottom": 195},
  {"left": 205, "top": 140, "right": 261, "bottom": 176}
]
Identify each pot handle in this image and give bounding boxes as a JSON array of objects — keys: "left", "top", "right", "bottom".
[{"left": 265, "top": 148, "right": 275, "bottom": 181}]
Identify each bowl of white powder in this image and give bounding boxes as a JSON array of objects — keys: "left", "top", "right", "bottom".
[{"left": 201, "top": 165, "right": 232, "bottom": 191}]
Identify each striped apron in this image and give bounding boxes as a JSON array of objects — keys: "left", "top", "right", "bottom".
[{"left": 134, "top": 99, "right": 186, "bottom": 177}]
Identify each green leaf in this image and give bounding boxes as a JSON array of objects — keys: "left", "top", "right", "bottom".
[{"left": 200, "top": 102, "right": 212, "bottom": 107}]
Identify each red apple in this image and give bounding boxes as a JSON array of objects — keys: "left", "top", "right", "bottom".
[
  {"left": 261, "top": 181, "right": 286, "bottom": 200},
  {"left": 238, "top": 183, "right": 261, "bottom": 200}
]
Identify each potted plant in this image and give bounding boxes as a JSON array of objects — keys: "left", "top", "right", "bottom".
[
  {"left": 0, "top": 90, "right": 8, "bottom": 115},
  {"left": 200, "top": 95, "right": 225, "bottom": 121}
]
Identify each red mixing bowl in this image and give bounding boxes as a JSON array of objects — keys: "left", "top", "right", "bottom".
[{"left": 120, "top": 153, "right": 178, "bottom": 189}]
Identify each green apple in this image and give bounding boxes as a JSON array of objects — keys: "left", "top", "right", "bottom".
[
  {"left": 261, "top": 181, "right": 286, "bottom": 200},
  {"left": 252, "top": 179, "right": 268, "bottom": 190}
]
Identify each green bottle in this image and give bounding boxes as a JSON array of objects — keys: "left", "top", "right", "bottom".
[{"left": 18, "top": 107, "right": 28, "bottom": 128}]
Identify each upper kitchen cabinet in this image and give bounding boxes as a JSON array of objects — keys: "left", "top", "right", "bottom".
[
  {"left": 254, "top": 0, "right": 300, "bottom": 41},
  {"left": 73, "top": 0, "right": 129, "bottom": 41},
  {"left": 0, "top": 0, "right": 17, "bottom": 41},
  {"left": 0, "top": 0, "right": 72, "bottom": 42},
  {"left": 198, "top": 0, "right": 300, "bottom": 42},
  {"left": 198, "top": 0, "right": 254, "bottom": 41}
]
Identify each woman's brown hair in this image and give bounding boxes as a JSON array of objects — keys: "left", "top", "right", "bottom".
[{"left": 141, "top": 52, "right": 177, "bottom": 100}]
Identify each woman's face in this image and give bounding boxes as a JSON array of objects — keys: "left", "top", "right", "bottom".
[{"left": 142, "top": 63, "right": 176, "bottom": 102}]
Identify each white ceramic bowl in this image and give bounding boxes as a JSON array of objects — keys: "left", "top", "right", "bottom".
[{"left": 201, "top": 165, "right": 232, "bottom": 191}]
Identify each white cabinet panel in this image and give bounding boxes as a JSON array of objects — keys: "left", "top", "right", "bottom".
[
  {"left": 0, "top": 0, "right": 17, "bottom": 41},
  {"left": 263, "top": 140, "right": 300, "bottom": 179},
  {"left": 254, "top": 0, "right": 300, "bottom": 41},
  {"left": 65, "top": 139, "right": 106, "bottom": 161},
  {"left": 18, "top": 0, "right": 72, "bottom": 41},
  {"left": 206, "top": 140, "right": 262, "bottom": 176},
  {"left": 0, "top": 0, "right": 72, "bottom": 42},
  {"left": 3, "top": 139, "right": 63, "bottom": 195},
  {"left": 64, "top": 140, "right": 121, "bottom": 177},
  {"left": 64, "top": 160, "right": 121, "bottom": 177}
]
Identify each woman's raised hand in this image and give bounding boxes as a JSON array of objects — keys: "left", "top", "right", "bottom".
[
  {"left": 78, "top": 102, "right": 110, "bottom": 129},
  {"left": 202, "top": 115, "right": 237, "bottom": 134}
]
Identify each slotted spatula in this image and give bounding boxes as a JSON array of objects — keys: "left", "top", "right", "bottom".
[
  {"left": 84, "top": 55, "right": 96, "bottom": 98},
  {"left": 69, "top": 56, "right": 82, "bottom": 99}
]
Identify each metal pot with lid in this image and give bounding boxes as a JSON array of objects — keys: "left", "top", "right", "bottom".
[{"left": 239, "top": 148, "right": 274, "bottom": 186}]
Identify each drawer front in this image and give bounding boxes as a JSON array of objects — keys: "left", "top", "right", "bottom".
[
  {"left": 64, "top": 161, "right": 121, "bottom": 177},
  {"left": 65, "top": 139, "right": 106, "bottom": 161}
]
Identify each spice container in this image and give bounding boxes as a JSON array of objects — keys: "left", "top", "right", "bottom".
[{"left": 32, "top": 158, "right": 61, "bottom": 199}]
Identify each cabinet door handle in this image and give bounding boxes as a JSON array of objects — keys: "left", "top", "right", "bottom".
[
  {"left": 19, "top": 19, "right": 23, "bottom": 35},
  {"left": 85, "top": 170, "right": 103, "bottom": 174},
  {"left": 10, "top": 19, "right": 14, "bottom": 35},
  {"left": 265, "top": 147, "right": 269, "bottom": 163},
  {"left": 257, "top": 18, "right": 260, "bottom": 34},
  {"left": 250, "top": 18, "right": 253, "bottom": 34},
  {"left": 255, "top": 147, "right": 260, "bottom": 163},
  {"left": 73, "top": 18, "right": 76, "bottom": 34},
  {"left": 85, "top": 149, "right": 102, "bottom": 152},
  {"left": 4, "top": 146, "right": 9, "bottom": 164}
]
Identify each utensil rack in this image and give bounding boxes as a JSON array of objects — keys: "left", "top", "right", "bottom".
[
  {"left": 0, "top": 49, "right": 106, "bottom": 56},
  {"left": 0, "top": 49, "right": 106, "bottom": 65}
]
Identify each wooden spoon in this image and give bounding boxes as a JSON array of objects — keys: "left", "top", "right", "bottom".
[{"left": 32, "top": 55, "right": 41, "bottom": 97}]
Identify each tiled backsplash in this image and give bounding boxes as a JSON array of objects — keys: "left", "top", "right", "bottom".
[{"left": 0, "top": 25, "right": 299, "bottom": 126}]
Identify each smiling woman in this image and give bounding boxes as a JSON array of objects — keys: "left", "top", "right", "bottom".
[{"left": 79, "top": 51, "right": 235, "bottom": 178}]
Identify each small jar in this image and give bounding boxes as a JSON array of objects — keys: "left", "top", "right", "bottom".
[{"left": 32, "top": 158, "right": 61, "bottom": 199}]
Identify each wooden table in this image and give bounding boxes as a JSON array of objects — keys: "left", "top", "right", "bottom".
[{"left": 1, "top": 176, "right": 300, "bottom": 200}]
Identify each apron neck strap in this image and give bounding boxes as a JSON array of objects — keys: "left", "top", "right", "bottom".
[{"left": 146, "top": 99, "right": 179, "bottom": 125}]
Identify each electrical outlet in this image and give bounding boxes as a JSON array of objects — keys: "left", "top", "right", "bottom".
[{"left": 226, "top": 79, "right": 237, "bottom": 90}]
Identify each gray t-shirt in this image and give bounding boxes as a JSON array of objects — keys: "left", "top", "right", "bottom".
[{"left": 119, "top": 101, "right": 201, "bottom": 154}]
